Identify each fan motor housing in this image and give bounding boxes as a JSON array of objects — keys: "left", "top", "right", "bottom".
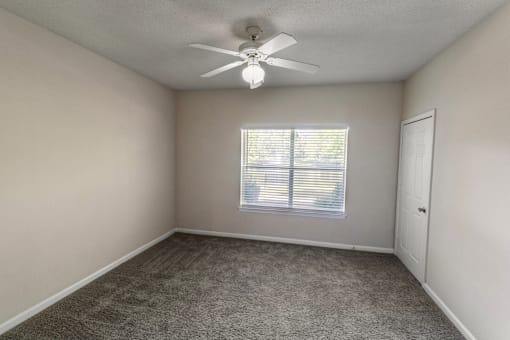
[{"left": 239, "top": 41, "right": 263, "bottom": 59}]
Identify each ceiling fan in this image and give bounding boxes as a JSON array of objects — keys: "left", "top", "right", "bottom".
[{"left": 190, "top": 26, "right": 319, "bottom": 89}]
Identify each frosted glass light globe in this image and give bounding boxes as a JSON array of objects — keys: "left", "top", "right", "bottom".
[{"left": 242, "top": 64, "right": 265, "bottom": 84}]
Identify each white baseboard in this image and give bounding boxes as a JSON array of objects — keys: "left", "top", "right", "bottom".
[
  {"left": 423, "top": 283, "right": 476, "bottom": 340},
  {"left": 175, "top": 227, "right": 394, "bottom": 254},
  {"left": 0, "top": 229, "right": 176, "bottom": 335}
]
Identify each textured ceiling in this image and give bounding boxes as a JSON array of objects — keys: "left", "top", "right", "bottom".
[{"left": 0, "top": 0, "right": 506, "bottom": 89}]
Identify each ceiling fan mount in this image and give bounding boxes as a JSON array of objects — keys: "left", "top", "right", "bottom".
[
  {"left": 246, "top": 25, "right": 262, "bottom": 41},
  {"left": 190, "top": 26, "right": 319, "bottom": 89}
]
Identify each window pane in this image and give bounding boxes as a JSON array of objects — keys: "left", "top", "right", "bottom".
[
  {"left": 246, "top": 129, "right": 291, "bottom": 166},
  {"left": 294, "top": 129, "right": 346, "bottom": 168},
  {"left": 241, "top": 167, "right": 289, "bottom": 207},
  {"left": 291, "top": 169, "right": 344, "bottom": 211}
]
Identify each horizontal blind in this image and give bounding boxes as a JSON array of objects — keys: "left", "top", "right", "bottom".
[{"left": 241, "top": 128, "right": 347, "bottom": 214}]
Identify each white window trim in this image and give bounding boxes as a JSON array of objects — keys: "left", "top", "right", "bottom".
[
  {"left": 239, "top": 126, "right": 349, "bottom": 219},
  {"left": 241, "top": 123, "right": 350, "bottom": 130},
  {"left": 239, "top": 205, "right": 347, "bottom": 219}
]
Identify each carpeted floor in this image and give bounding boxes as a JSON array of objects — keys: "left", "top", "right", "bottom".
[{"left": 2, "top": 233, "right": 463, "bottom": 339}]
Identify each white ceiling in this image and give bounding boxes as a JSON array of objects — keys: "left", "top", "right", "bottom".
[{"left": 0, "top": 0, "right": 506, "bottom": 90}]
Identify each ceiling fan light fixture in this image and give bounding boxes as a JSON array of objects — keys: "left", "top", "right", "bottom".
[
  {"left": 190, "top": 28, "right": 319, "bottom": 89},
  {"left": 242, "top": 61, "right": 265, "bottom": 85}
]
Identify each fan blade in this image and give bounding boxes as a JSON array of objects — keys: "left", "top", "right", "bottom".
[
  {"left": 258, "top": 33, "right": 297, "bottom": 56},
  {"left": 189, "top": 43, "right": 240, "bottom": 57},
  {"left": 250, "top": 81, "right": 263, "bottom": 90},
  {"left": 201, "top": 60, "right": 246, "bottom": 78},
  {"left": 265, "top": 57, "right": 319, "bottom": 74}
]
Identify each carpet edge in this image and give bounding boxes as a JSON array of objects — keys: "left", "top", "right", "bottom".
[{"left": 175, "top": 227, "right": 394, "bottom": 254}]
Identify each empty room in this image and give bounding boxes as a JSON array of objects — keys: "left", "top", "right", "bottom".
[{"left": 1, "top": 1, "right": 509, "bottom": 339}]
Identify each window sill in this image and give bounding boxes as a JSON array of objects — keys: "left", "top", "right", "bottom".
[{"left": 239, "top": 206, "right": 346, "bottom": 219}]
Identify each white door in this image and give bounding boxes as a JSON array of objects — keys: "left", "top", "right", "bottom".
[{"left": 395, "top": 110, "right": 435, "bottom": 283}]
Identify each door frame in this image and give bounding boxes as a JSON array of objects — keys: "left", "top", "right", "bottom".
[{"left": 394, "top": 109, "right": 436, "bottom": 283}]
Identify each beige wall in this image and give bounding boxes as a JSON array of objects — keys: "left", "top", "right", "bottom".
[
  {"left": 0, "top": 10, "right": 175, "bottom": 324},
  {"left": 404, "top": 3, "right": 510, "bottom": 339},
  {"left": 176, "top": 83, "right": 402, "bottom": 249}
]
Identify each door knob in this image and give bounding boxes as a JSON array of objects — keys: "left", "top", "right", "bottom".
[{"left": 418, "top": 207, "right": 427, "bottom": 213}]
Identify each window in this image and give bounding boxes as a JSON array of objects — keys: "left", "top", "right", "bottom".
[{"left": 240, "top": 127, "right": 348, "bottom": 217}]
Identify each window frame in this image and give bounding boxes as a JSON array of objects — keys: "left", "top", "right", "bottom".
[{"left": 239, "top": 125, "right": 349, "bottom": 219}]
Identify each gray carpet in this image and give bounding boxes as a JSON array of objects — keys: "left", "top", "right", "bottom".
[{"left": 2, "top": 233, "right": 463, "bottom": 339}]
